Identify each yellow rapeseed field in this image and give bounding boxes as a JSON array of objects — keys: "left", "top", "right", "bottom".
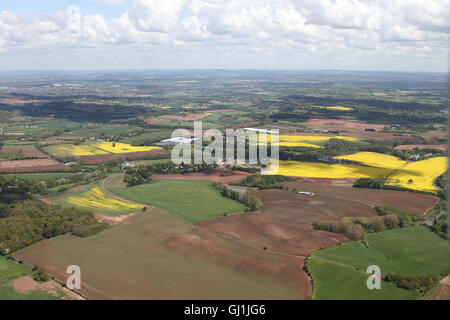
[
  {"left": 267, "top": 152, "right": 447, "bottom": 194},
  {"left": 310, "top": 105, "right": 354, "bottom": 111},
  {"left": 44, "top": 144, "right": 110, "bottom": 156},
  {"left": 44, "top": 141, "right": 162, "bottom": 157},
  {"left": 94, "top": 141, "right": 161, "bottom": 154},
  {"left": 334, "top": 152, "right": 407, "bottom": 170},
  {"left": 266, "top": 160, "right": 392, "bottom": 178},
  {"left": 252, "top": 134, "right": 358, "bottom": 148},
  {"left": 67, "top": 187, "right": 142, "bottom": 213},
  {"left": 385, "top": 157, "right": 447, "bottom": 193}
]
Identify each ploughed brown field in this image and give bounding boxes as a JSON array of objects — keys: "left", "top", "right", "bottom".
[
  {"left": 21, "top": 148, "right": 50, "bottom": 158},
  {"left": 198, "top": 182, "right": 438, "bottom": 256},
  {"left": 0, "top": 159, "right": 69, "bottom": 173},
  {"left": 144, "top": 118, "right": 169, "bottom": 124},
  {"left": 152, "top": 169, "right": 252, "bottom": 184},
  {"left": 197, "top": 211, "right": 350, "bottom": 256},
  {"left": 198, "top": 188, "right": 374, "bottom": 256},
  {"left": 305, "top": 117, "right": 415, "bottom": 140},
  {"left": 14, "top": 208, "right": 310, "bottom": 300},
  {"left": 78, "top": 149, "right": 169, "bottom": 164},
  {"left": 281, "top": 181, "right": 439, "bottom": 215}
]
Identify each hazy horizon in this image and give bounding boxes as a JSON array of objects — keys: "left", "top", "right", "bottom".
[{"left": 0, "top": 0, "right": 448, "bottom": 72}]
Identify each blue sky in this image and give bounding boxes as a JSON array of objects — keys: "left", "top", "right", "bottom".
[
  {"left": 0, "top": 0, "right": 448, "bottom": 71},
  {"left": 1, "top": 0, "right": 129, "bottom": 21}
]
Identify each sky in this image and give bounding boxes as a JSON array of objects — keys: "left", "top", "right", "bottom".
[{"left": 0, "top": 0, "right": 448, "bottom": 72}]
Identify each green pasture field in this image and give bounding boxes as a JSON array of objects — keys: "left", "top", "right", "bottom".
[
  {"left": 107, "top": 179, "right": 247, "bottom": 223},
  {"left": 0, "top": 256, "right": 32, "bottom": 283},
  {"left": 2, "top": 172, "right": 75, "bottom": 181},
  {"left": 61, "top": 125, "right": 136, "bottom": 137},
  {"left": 0, "top": 257, "right": 67, "bottom": 300},
  {"left": 0, "top": 283, "right": 60, "bottom": 300},
  {"left": 307, "top": 259, "right": 420, "bottom": 300},
  {"left": 308, "top": 227, "right": 449, "bottom": 300}
]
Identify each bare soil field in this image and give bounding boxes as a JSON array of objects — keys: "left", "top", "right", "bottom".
[
  {"left": 427, "top": 276, "right": 450, "bottom": 300},
  {"left": 394, "top": 144, "right": 447, "bottom": 151},
  {"left": 54, "top": 136, "right": 84, "bottom": 140},
  {"left": 22, "top": 148, "right": 50, "bottom": 158},
  {"left": 419, "top": 131, "right": 447, "bottom": 141},
  {"left": 197, "top": 188, "right": 376, "bottom": 256},
  {"left": 197, "top": 211, "right": 350, "bottom": 256},
  {"left": 14, "top": 208, "right": 309, "bottom": 300},
  {"left": 0, "top": 159, "right": 69, "bottom": 173},
  {"left": 144, "top": 118, "right": 169, "bottom": 124},
  {"left": 152, "top": 169, "right": 252, "bottom": 184},
  {"left": 259, "top": 189, "right": 377, "bottom": 222},
  {"left": 289, "top": 177, "right": 357, "bottom": 186},
  {"left": 79, "top": 149, "right": 169, "bottom": 164},
  {"left": 281, "top": 181, "right": 438, "bottom": 215},
  {"left": 307, "top": 118, "right": 386, "bottom": 131},
  {"left": 305, "top": 117, "right": 409, "bottom": 140},
  {"left": 0, "top": 99, "right": 37, "bottom": 104},
  {"left": 11, "top": 276, "right": 83, "bottom": 300},
  {"left": 0, "top": 148, "right": 20, "bottom": 154}
]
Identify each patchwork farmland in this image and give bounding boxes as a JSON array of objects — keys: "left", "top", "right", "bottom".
[{"left": 0, "top": 70, "right": 448, "bottom": 301}]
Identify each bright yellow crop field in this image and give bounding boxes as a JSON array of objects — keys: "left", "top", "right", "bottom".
[
  {"left": 310, "top": 105, "right": 354, "bottom": 111},
  {"left": 66, "top": 187, "right": 142, "bottom": 215},
  {"left": 334, "top": 152, "right": 407, "bottom": 170},
  {"left": 43, "top": 141, "right": 162, "bottom": 157},
  {"left": 277, "top": 142, "right": 324, "bottom": 148},
  {"left": 252, "top": 134, "right": 358, "bottom": 148},
  {"left": 267, "top": 153, "right": 447, "bottom": 194},
  {"left": 386, "top": 157, "right": 447, "bottom": 193},
  {"left": 266, "top": 160, "right": 392, "bottom": 178},
  {"left": 94, "top": 142, "right": 161, "bottom": 154},
  {"left": 43, "top": 144, "right": 110, "bottom": 156}
]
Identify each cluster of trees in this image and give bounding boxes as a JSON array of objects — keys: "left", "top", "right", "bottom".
[
  {"left": 353, "top": 178, "right": 385, "bottom": 189},
  {"left": 214, "top": 182, "right": 262, "bottom": 211},
  {"left": 430, "top": 219, "right": 448, "bottom": 240},
  {"left": 32, "top": 265, "right": 50, "bottom": 282},
  {"left": 124, "top": 167, "right": 153, "bottom": 187},
  {"left": 375, "top": 206, "right": 422, "bottom": 227},
  {"left": 0, "top": 200, "right": 107, "bottom": 255},
  {"left": 0, "top": 170, "right": 108, "bottom": 201},
  {"left": 384, "top": 274, "right": 440, "bottom": 292},
  {"left": 312, "top": 220, "right": 365, "bottom": 240},
  {"left": 123, "top": 161, "right": 219, "bottom": 187},
  {"left": 236, "top": 174, "right": 292, "bottom": 189},
  {"left": 313, "top": 207, "right": 419, "bottom": 240}
]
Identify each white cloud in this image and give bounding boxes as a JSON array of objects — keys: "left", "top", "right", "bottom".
[{"left": 0, "top": 0, "right": 448, "bottom": 70}]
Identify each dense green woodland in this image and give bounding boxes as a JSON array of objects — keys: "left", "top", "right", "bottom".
[{"left": 0, "top": 200, "right": 107, "bottom": 255}]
